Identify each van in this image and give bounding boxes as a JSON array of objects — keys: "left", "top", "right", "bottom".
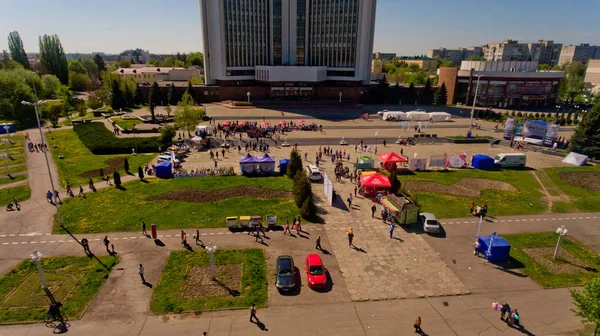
[
  {"left": 494, "top": 153, "right": 526, "bottom": 168},
  {"left": 306, "top": 164, "right": 322, "bottom": 181}
]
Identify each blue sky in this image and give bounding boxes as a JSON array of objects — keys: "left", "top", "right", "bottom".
[{"left": 1, "top": 0, "right": 599, "bottom": 55}]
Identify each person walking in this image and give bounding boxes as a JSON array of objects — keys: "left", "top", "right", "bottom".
[
  {"left": 103, "top": 236, "right": 110, "bottom": 253},
  {"left": 354, "top": 186, "right": 357, "bottom": 197},
  {"left": 315, "top": 235, "right": 322, "bottom": 250},
  {"left": 389, "top": 223, "right": 395, "bottom": 239},
  {"left": 294, "top": 221, "right": 300, "bottom": 236},
  {"left": 414, "top": 316, "right": 422, "bottom": 333},
  {"left": 195, "top": 229, "right": 203, "bottom": 246},
  {"left": 249, "top": 304, "right": 259, "bottom": 323},
  {"left": 81, "top": 238, "right": 91, "bottom": 255},
  {"left": 371, "top": 204, "right": 376, "bottom": 218},
  {"left": 141, "top": 221, "right": 147, "bottom": 236},
  {"left": 12, "top": 196, "right": 20, "bottom": 211},
  {"left": 181, "top": 230, "right": 187, "bottom": 245},
  {"left": 346, "top": 228, "right": 354, "bottom": 248},
  {"left": 110, "top": 243, "right": 116, "bottom": 255},
  {"left": 53, "top": 190, "right": 62, "bottom": 204},
  {"left": 347, "top": 195, "right": 352, "bottom": 209},
  {"left": 46, "top": 190, "right": 53, "bottom": 203},
  {"left": 469, "top": 203, "right": 475, "bottom": 215},
  {"left": 474, "top": 239, "right": 480, "bottom": 256},
  {"left": 138, "top": 264, "right": 146, "bottom": 283},
  {"left": 283, "top": 221, "right": 291, "bottom": 235},
  {"left": 78, "top": 186, "right": 84, "bottom": 198}
]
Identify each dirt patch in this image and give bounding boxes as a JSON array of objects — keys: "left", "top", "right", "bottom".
[
  {"left": 523, "top": 247, "right": 597, "bottom": 274},
  {"left": 78, "top": 157, "right": 126, "bottom": 179},
  {"left": 403, "top": 178, "right": 517, "bottom": 198},
  {"left": 183, "top": 264, "right": 242, "bottom": 298},
  {"left": 558, "top": 172, "right": 600, "bottom": 191},
  {"left": 148, "top": 186, "right": 292, "bottom": 203}
]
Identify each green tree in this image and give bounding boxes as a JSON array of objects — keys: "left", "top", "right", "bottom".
[
  {"left": 287, "top": 149, "right": 302, "bottom": 179},
  {"left": 559, "top": 62, "right": 586, "bottom": 104},
  {"left": 138, "top": 166, "right": 144, "bottom": 180},
  {"left": 46, "top": 104, "right": 61, "bottom": 127},
  {"left": 113, "top": 171, "right": 122, "bottom": 188},
  {"left": 57, "top": 85, "right": 74, "bottom": 112},
  {"left": 159, "top": 125, "right": 176, "bottom": 144},
  {"left": 80, "top": 58, "right": 99, "bottom": 79},
  {"left": 467, "top": 55, "right": 485, "bottom": 61},
  {"left": 123, "top": 84, "right": 133, "bottom": 107},
  {"left": 389, "top": 169, "right": 401, "bottom": 194},
  {"left": 421, "top": 78, "right": 434, "bottom": 105},
  {"left": 110, "top": 80, "right": 124, "bottom": 109},
  {"left": 134, "top": 84, "right": 144, "bottom": 105},
  {"left": 124, "top": 157, "right": 130, "bottom": 172},
  {"left": 293, "top": 170, "right": 312, "bottom": 207},
  {"left": 187, "top": 80, "right": 196, "bottom": 103},
  {"left": 434, "top": 82, "right": 448, "bottom": 105},
  {"left": 68, "top": 72, "right": 91, "bottom": 91},
  {"left": 68, "top": 60, "right": 86, "bottom": 74},
  {"left": 300, "top": 196, "right": 317, "bottom": 220},
  {"left": 186, "top": 52, "right": 204, "bottom": 67},
  {"left": 38, "top": 34, "right": 69, "bottom": 84},
  {"left": 1, "top": 50, "right": 22, "bottom": 70},
  {"left": 174, "top": 91, "right": 205, "bottom": 137},
  {"left": 93, "top": 53, "right": 106, "bottom": 71},
  {"left": 570, "top": 276, "right": 600, "bottom": 336},
  {"left": 569, "top": 103, "right": 600, "bottom": 159},
  {"left": 41, "top": 74, "right": 61, "bottom": 98},
  {"left": 149, "top": 81, "right": 162, "bottom": 106},
  {"left": 116, "top": 59, "right": 131, "bottom": 68},
  {"left": 7, "top": 31, "right": 29, "bottom": 69}
]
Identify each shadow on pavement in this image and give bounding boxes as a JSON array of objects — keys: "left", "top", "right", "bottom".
[{"left": 154, "top": 239, "right": 166, "bottom": 247}]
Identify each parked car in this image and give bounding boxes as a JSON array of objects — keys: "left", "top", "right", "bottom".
[
  {"left": 419, "top": 212, "right": 440, "bottom": 233},
  {"left": 305, "top": 254, "right": 327, "bottom": 289},
  {"left": 275, "top": 255, "right": 296, "bottom": 291},
  {"left": 306, "top": 164, "right": 322, "bottom": 181}
]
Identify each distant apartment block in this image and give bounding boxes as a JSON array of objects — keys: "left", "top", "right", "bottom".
[
  {"left": 397, "top": 56, "right": 437, "bottom": 71},
  {"left": 427, "top": 47, "right": 483, "bottom": 64},
  {"left": 113, "top": 67, "right": 201, "bottom": 83},
  {"left": 585, "top": 59, "right": 600, "bottom": 94},
  {"left": 373, "top": 52, "right": 396, "bottom": 61},
  {"left": 558, "top": 44, "right": 600, "bottom": 67}
]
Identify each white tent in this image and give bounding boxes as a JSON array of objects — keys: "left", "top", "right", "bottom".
[
  {"left": 428, "top": 112, "right": 452, "bottom": 122},
  {"left": 562, "top": 152, "right": 588, "bottom": 166},
  {"left": 191, "top": 136, "right": 203, "bottom": 142},
  {"left": 382, "top": 111, "right": 407, "bottom": 121},
  {"left": 196, "top": 125, "right": 215, "bottom": 132},
  {"left": 406, "top": 111, "right": 429, "bottom": 121}
]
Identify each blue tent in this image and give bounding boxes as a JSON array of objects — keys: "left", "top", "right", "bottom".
[
  {"left": 477, "top": 234, "right": 511, "bottom": 263},
  {"left": 155, "top": 161, "right": 173, "bottom": 178},
  {"left": 279, "top": 158, "right": 290, "bottom": 174},
  {"left": 0, "top": 123, "right": 15, "bottom": 134},
  {"left": 471, "top": 154, "right": 495, "bottom": 170}
]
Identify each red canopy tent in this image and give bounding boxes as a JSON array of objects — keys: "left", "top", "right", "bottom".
[
  {"left": 222, "top": 121, "right": 231, "bottom": 127},
  {"left": 360, "top": 173, "right": 391, "bottom": 188},
  {"left": 378, "top": 152, "right": 407, "bottom": 171}
]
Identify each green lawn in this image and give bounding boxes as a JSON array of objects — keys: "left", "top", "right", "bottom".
[
  {"left": 46, "top": 129, "right": 154, "bottom": 187},
  {"left": 59, "top": 113, "right": 102, "bottom": 126},
  {"left": 151, "top": 249, "right": 267, "bottom": 314},
  {"left": 545, "top": 166, "right": 600, "bottom": 213},
  {"left": 0, "top": 256, "right": 117, "bottom": 323},
  {"left": 0, "top": 164, "right": 27, "bottom": 175},
  {"left": 0, "top": 185, "right": 31, "bottom": 204},
  {"left": 397, "top": 169, "right": 547, "bottom": 218},
  {"left": 0, "top": 174, "right": 27, "bottom": 185},
  {"left": 3, "top": 155, "right": 26, "bottom": 166},
  {"left": 504, "top": 232, "right": 600, "bottom": 288},
  {"left": 56, "top": 176, "right": 299, "bottom": 233},
  {"left": 112, "top": 117, "right": 142, "bottom": 129}
]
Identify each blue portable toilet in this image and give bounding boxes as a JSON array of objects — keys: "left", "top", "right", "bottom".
[
  {"left": 477, "top": 235, "right": 511, "bottom": 263},
  {"left": 155, "top": 161, "right": 173, "bottom": 178},
  {"left": 278, "top": 158, "right": 290, "bottom": 174},
  {"left": 471, "top": 154, "right": 495, "bottom": 170},
  {"left": 0, "top": 123, "right": 15, "bottom": 134}
]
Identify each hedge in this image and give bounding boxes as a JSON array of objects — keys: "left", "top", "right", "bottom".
[{"left": 74, "top": 122, "right": 161, "bottom": 154}]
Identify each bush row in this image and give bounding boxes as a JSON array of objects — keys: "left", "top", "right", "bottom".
[{"left": 74, "top": 122, "right": 161, "bottom": 154}]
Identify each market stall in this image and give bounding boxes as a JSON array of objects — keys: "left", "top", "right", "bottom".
[
  {"left": 155, "top": 161, "right": 173, "bottom": 179},
  {"left": 381, "top": 194, "right": 419, "bottom": 225},
  {"left": 406, "top": 111, "right": 429, "bottom": 121},
  {"left": 382, "top": 111, "right": 407, "bottom": 121},
  {"left": 354, "top": 156, "right": 375, "bottom": 170},
  {"left": 428, "top": 112, "right": 452, "bottom": 122},
  {"left": 240, "top": 153, "right": 258, "bottom": 175},
  {"left": 278, "top": 158, "right": 291, "bottom": 174},
  {"left": 476, "top": 233, "right": 511, "bottom": 263},
  {"left": 378, "top": 152, "right": 407, "bottom": 171},
  {"left": 472, "top": 154, "right": 495, "bottom": 170},
  {"left": 360, "top": 173, "right": 391, "bottom": 200},
  {"left": 257, "top": 153, "right": 276, "bottom": 173}
]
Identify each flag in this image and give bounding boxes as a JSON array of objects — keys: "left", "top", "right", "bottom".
[{"left": 486, "top": 231, "right": 496, "bottom": 257}]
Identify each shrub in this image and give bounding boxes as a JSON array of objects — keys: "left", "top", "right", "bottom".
[
  {"left": 113, "top": 171, "right": 121, "bottom": 187},
  {"left": 232, "top": 101, "right": 253, "bottom": 106},
  {"left": 300, "top": 197, "right": 317, "bottom": 220},
  {"left": 138, "top": 166, "right": 144, "bottom": 180},
  {"left": 124, "top": 157, "right": 130, "bottom": 172},
  {"left": 293, "top": 171, "right": 312, "bottom": 208},
  {"left": 389, "top": 169, "right": 401, "bottom": 194},
  {"left": 159, "top": 125, "right": 176, "bottom": 144},
  {"left": 287, "top": 149, "right": 302, "bottom": 180},
  {"left": 73, "top": 123, "right": 160, "bottom": 154},
  {"left": 517, "top": 111, "right": 523, "bottom": 117}
]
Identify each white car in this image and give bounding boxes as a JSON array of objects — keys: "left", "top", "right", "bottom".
[
  {"left": 419, "top": 212, "right": 441, "bottom": 233},
  {"left": 305, "top": 164, "right": 322, "bottom": 181},
  {"left": 158, "top": 155, "right": 180, "bottom": 164}
]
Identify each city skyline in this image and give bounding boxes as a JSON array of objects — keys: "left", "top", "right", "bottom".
[{"left": 1, "top": 0, "right": 600, "bottom": 56}]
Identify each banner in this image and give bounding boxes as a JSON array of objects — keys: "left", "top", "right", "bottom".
[
  {"left": 522, "top": 120, "right": 547, "bottom": 139},
  {"left": 543, "top": 123, "right": 560, "bottom": 147},
  {"left": 503, "top": 118, "right": 515, "bottom": 140},
  {"left": 409, "top": 158, "right": 427, "bottom": 171},
  {"left": 506, "top": 82, "right": 553, "bottom": 95},
  {"left": 323, "top": 173, "right": 333, "bottom": 206},
  {"left": 486, "top": 231, "right": 497, "bottom": 257},
  {"left": 429, "top": 155, "right": 446, "bottom": 167}
]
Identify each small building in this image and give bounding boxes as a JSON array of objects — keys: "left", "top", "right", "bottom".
[
  {"left": 397, "top": 56, "right": 437, "bottom": 71},
  {"left": 381, "top": 194, "right": 419, "bottom": 225}
]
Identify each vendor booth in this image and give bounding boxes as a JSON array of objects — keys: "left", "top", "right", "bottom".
[
  {"left": 360, "top": 173, "right": 391, "bottom": 200},
  {"left": 155, "top": 161, "right": 173, "bottom": 178},
  {"left": 428, "top": 112, "right": 452, "bottom": 122},
  {"left": 381, "top": 194, "right": 419, "bottom": 225},
  {"left": 278, "top": 158, "right": 290, "bottom": 174},
  {"left": 382, "top": 111, "right": 407, "bottom": 121},
  {"left": 378, "top": 152, "right": 407, "bottom": 171},
  {"left": 562, "top": 152, "right": 588, "bottom": 166},
  {"left": 471, "top": 154, "right": 495, "bottom": 170},
  {"left": 406, "top": 111, "right": 429, "bottom": 121},
  {"left": 240, "top": 154, "right": 258, "bottom": 175},
  {"left": 476, "top": 233, "right": 511, "bottom": 263},
  {"left": 354, "top": 156, "right": 375, "bottom": 170},
  {"left": 195, "top": 125, "right": 215, "bottom": 136},
  {"left": 257, "top": 153, "right": 276, "bottom": 173}
]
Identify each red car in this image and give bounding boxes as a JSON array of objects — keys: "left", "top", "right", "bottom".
[{"left": 304, "top": 254, "right": 327, "bottom": 289}]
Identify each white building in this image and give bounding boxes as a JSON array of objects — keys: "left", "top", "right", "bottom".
[{"left": 199, "top": 0, "right": 377, "bottom": 93}]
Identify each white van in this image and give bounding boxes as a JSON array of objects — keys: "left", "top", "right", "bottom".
[
  {"left": 306, "top": 164, "right": 322, "bottom": 181},
  {"left": 494, "top": 153, "right": 526, "bottom": 168}
]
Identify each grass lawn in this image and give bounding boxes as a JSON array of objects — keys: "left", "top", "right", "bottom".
[
  {"left": 151, "top": 249, "right": 267, "bottom": 314},
  {"left": 503, "top": 232, "right": 600, "bottom": 288},
  {"left": 3, "top": 155, "right": 26, "bottom": 166},
  {"left": 397, "top": 169, "right": 546, "bottom": 218},
  {"left": 56, "top": 176, "right": 300, "bottom": 233},
  {"left": 3, "top": 134, "right": 25, "bottom": 142},
  {"left": 46, "top": 129, "right": 154, "bottom": 187},
  {"left": 545, "top": 166, "right": 600, "bottom": 213},
  {"left": 0, "top": 256, "right": 117, "bottom": 323},
  {"left": 0, "top": 164, "right": 27, "bottom": 175},
  {"left": 0, "top": 174, "right": 27, "bottom": 185},
  {"left": 0, "top": 185, "right": 31, "bottom": 204},
  {"left": 59, "top": 113, "right": 102, "bottom": 127},
  {"left": 112, "top": 117, "right": 142, "bottom": 129}
]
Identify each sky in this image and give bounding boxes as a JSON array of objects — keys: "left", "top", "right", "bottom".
[{"left": 1, "top": 0, "right": 599, "bottom": 56}]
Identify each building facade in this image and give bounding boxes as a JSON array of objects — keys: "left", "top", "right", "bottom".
[
  {"left": 437, "top": 61, "right": 564, "bottom": 109},
  {"left": 113, "top": 67, "right": 201, "bottom": 83},
  {"left": 427, "top": 47, "right": 483, "bottom": 65},
  {"left": 200, "top": 0, "right": 377, "bottom": 100},
  {"left": 585, "top": 59, "right": 600, "bottom": 94},
  {"left": 558, "top": 44, "right": 600, "bottom": 67},
  {"left": 397, "top": 56, "right": 437, "bottom": 71},
  {"left": 373, "top": 52, "right": 396, "bottom": 61}
]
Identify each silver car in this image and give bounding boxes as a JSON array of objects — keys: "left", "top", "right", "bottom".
[{"left": 419, "top": 212, "right": 440, "bottom": 233}]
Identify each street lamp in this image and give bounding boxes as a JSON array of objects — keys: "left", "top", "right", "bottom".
[
  {"left": 470, "top": 74, "right": 483, "bottom": 125},
  {"left": 554, "top": 225, "right": 568, "bottom": 260},
  {"left": 247, "top": 91, "right": 251, "bottom": 103},
  {"left": 30, "top": 251, "right": 55, "bottom": 302},
  {"left": 339, "top": 91, "right": 343, "bottom": 103},
  {"left": 21, "top": 100, "right": 64, "bottom": 227},
  {"left": 205, "top": 242, "right": 217, "bottom": 280}
]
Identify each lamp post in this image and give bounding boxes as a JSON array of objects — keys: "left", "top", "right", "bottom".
[
  {"left": 339, "top": 91, "right": 343, "bottom": 103},
  {"left": 2, "top": 124, "right": 9, "bottom": 178},
  {"left": 30, "top": 250, "right": 56, "bottom": 302},
  {"left": 470, "top": 74, "right": 483, "bottom": 125},
  {"left": 21, "top": 100, "right": 64, "bottom": 227},
  {"left": 205, "top": 242, "right": 217, "bottom": 280},
  {"left": 247, "top": 91, "right": 251, "bottom": 103},
  {"left": 554, "top": 225, "right": 568, "bottom": 260}
]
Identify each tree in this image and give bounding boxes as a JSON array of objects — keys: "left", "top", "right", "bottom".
[
  {"left": 134, "top": 84, "right": 144, "bottom": 105},
  {"left": 421, "top": 78, "right": 434, "bottom": 105},
  {"left": 38, "top": 34, "right": 69, "bottom": 84},
  {"left": 167, "top": 83, "right": 175, "bottom": 105},
  {"left": 407, "top": 83, "right": 416, "bottom": 105},
  {"left": 149, "top": 82, "right": 162, "bottom": 106},
  {"left": 300, "top": 196, "right": 317, "bottom": 219},
  {"left": 7, "top": 31, "right": 29, "bottom": 69},
  {"left": 93, "top": 53, "right": 106, "bottom": 71},
  {"left": 187, "top": 81, "right": 196, "bottom": 103},
  {"left": 57, "top": 85, "right": 74, "bottom": 112},
  {"left": 123, "top": 84, "right": 133, "bottom": 107},
  {"left": 467, "top": 55, "right": 485, "bottom": 61},
  {"left": 434, "top": 82, "right": 448, "bottom": 105},
  {"left": 124, "top": 157, "right": 130, "bottom": 172},
  {"left": 294, "top": 170, "right": 312, "bottom": 207},
  {"left": 569, "top": 103, "right": 600, "bottom": 159},
  {"left": 287, "top": 149, "right": 302, "bottom": 179},
  {"left": 1, "top": 49, "right": 22, "bottom": 70},
  {"left": 186, "top": 52, "right": 204, "bottom": 67},
  {"left": 110, "top": 80, "right": 124, "bottom": 110},
  {"left": 570, "top": 276, "right": 600, "bottom": 336},
  {"left": 68, "top": 60, "right": 86, "bottom": 74},
  {"left": 159, "top": 125, "right": 176, "bottom": 144},
  {"left": 116, "top": 59, "right": 131, "bottom": 68},
  {"left": 559, "top": 62, "right": 586, "bottom": 104},
  {"left": 113, "top": 171, "right": 122, "bottom": 188},
  {"left": 174, "top": 91, "right": 205, "bottom": 137},
  {"left": 41, "top": 74, "right": 61, "bottom": 98},
  {"left": 389, "top": 169, "right": 401, "bottom": 194},
  {"left": 47, "top": 104, "right": 61, "bottom": 127},
  {"left": 88, "top": 88, "right": 109, "bottom": 109},
  {"left": 80, "top": 58, "right": 99, "bottom": 79},
  {"left": 165, "top": 105, "right": 173, "bottom": 117},
  {"left": 138, "top": 166, "right": 144, "bottom": 180},
  {"left": 68, "top": 72, "right": 91, "bottom": 91}
]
